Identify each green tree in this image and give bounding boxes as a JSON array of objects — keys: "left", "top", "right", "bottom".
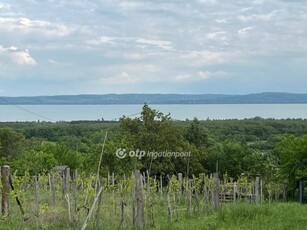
[
  {"left": 118, "top": 104, "right": 205, "bottom": 175},
  {"left": 12, "top": 149, "right": 58, "bottom": 175},
  {"left": 274, "top": 135, "right": 307, "bottom": 193},
  {"left": 41, "top": 142, "right": 84, "bottom": 170},
  {"left": 0, "top": 128, "right": 25, "bottom": 161},
  {"left": 184, "top": 118, "right": 212, "bottom": 148},
  {"left": 204, "top": 141, "right": 264, "bottom": 178}
]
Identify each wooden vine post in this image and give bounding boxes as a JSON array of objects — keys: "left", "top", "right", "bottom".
[
  {"left": 178, "top": 173, "right": 183, "bottom": 195},
  {"left": 255, "top": 176, "right": 260, "bottom": 205},
  {"left": 133, "top": 170, "right": 145, "bottom": 229},
  {"left": 213, "top": 173, "right": 220, "bottom": 211},
  {"left": 1, "top": 165, "right": 11, "bottom": 217}
]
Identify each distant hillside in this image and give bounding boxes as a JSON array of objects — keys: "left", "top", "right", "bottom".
[{"left": 1, "top": 93, "right": 307, "bottom": 105}]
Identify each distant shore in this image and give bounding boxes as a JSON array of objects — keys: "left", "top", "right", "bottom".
[{"left": 1, "top": 92, "right": 307, "bottom": 105}]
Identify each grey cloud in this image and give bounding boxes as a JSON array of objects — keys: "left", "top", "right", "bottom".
[{"left": 0, "top": 0, "right": 306, "bottom": 95}]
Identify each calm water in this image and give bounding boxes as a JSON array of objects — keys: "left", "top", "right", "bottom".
[{"left": 0, "top": 104, "right": 307, "bottom": 122}]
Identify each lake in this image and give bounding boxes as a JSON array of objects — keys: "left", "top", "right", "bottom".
[{"left": 0, "top": 104, "right": 307, "bottom": 122}]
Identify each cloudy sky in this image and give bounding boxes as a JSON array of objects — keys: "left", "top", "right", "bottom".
[{"left": 0, "top": 0, "right": 306, "bottom": 96}]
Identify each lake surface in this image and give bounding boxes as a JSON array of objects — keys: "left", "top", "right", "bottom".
[{"left": 0, "top": 104, "right": 307, "bottom": 122}]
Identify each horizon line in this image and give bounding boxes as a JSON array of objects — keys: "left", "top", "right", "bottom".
[{"left": 2, "top": 92, "right": 307, "bottom": 97}]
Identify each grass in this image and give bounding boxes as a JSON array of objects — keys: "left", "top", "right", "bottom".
[
  {"left": 1, "top": 202, "right": 306, "bottom": 229},
  {"left": 156, "top": 202, "right": 307, "bottom": 230}
]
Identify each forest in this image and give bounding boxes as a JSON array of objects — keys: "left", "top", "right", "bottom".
[{"left": 1, "top": 104, "right": 307, "bottom": 199}]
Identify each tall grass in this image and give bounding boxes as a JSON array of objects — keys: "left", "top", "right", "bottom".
[
  {"left": 1, "top": 202, "right": 307, "bottom": 229},
  {"left": 156, "top": 202, "right": 307, "bottom": 230}
]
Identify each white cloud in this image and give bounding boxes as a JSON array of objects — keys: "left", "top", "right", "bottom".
[
  {"left": 198, "top": 71, "right": 230, "bottom": 80},
  {"left": 9, "top": 49, "right": 37, "bottom": 65},
  {"left": 215, "top": 19, "right": 228, "bottom": 24},
  {"left": 48, "top": 59, "right": 57, "bottom": 64},
  {"left": 198, "top": 0, "right": 216, "bottom": 4},
  {"left": 1, "top": 45, "right": 37, "bottom": 65},
  {"left": 88, "top": 36, "right": 175, "bottom": 51},
  {"left": 0, "top": 17, "right": 73, "bottom": 37},
  {"left": 99, "top": 64, "right": 159, "bottom": 85},
  {"left": 86, "top": 36, "right": 117, "bottom": 45},
  {"left": 197, "top": 71, "right": 213, "bottom": 80},
  {"left": 118, "top": 1, "right": 143, "bottom": 11},
  {"left": 0, "top": 3, "right": 10, "bottom": 12},
  {"left": 237, "top": 15, "right": 267, "bottom": 22},
  {"left": 238, "top": 27, "right": 253, "bottom": 35},
  {"left": 103, "top": 50, "right": 165, "bottom": 61},
  {"left": 103, "top": 71, "right": 138, "bottom": 85},
  {"left": 180, "top": 50, "right": 231, "bottom": 66},
  {"left": 123, "top": 53, "right": 143, "bottom": 60},
  {"left": 207, "top": 31, "right": 227, "bottom": 40},
  {"left": 174, "top": 71, "right": 230, "bottom": 82},
  {"left": 240, "top": 7, "right": 253, "bottom": 12},
  {"left": 9, "top": 46, "right": 18, "bottom": 51},
  {"left": 237, "top": 10, "right": 287, "bottom": 22},
  {"left": 174, "top": 74, "right": 192, "bottom": 81},
  {"left": 136, "top": 38, "right": 174, "bottom": 51},
  {"left": 0, "top": 45, "right": 5, "bottom": 52},
  {"left": 47, "top": 58, "right": 72, "bottom": 66},
  {"left": 252, "top": 0, "right": 264, "bottom": 5}
]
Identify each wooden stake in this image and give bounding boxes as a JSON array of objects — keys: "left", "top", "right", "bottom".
[
  {"left": 167, "top": 192, "right": 172, "bottom": 222},
  {"left": 95, "top": 131, "right": 108, "bottom": 194},
  {"left": 178, "top": 173, "right": 183, "bottom": 195},
  {"left": 34, "top": 175, "right": 40, "bottom": 216},
  {"left": 1, "top": 165, "right": 10, "bottom": 217},
  {"left": 213, "top": 173, "right": 220, "bottom": 211},
  {"left": 255, "top": 176, "right": 260, "bottom": 205},
  {"left": 233, "top": 182, "right": 237, "bottom": 203},
  {"left": 66, "top": 167, "right": 71, "bottom": 193},
  {"left": 65, "top": 194, "right": 72, "bottom": 222},
  {"left": 81, "top": 186, "right": 103, "bottom": 230},
  {"left": 120, "top": 201, "right": 125, "bottom": 230},
  {"left": 51, "top": 174, "right": 56, "bottom": 207},
  {"left": 94, "top": 178, "right": 104, "bottom": 230},
  {"left": 133, "top": 170, "right": 145, "bottom": 229}
]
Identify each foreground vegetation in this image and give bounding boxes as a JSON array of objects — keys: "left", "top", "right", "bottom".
[
  {"left": 1, "top": 104, "right": 307, "bottom": 229},
  {"left": 0, "top": 170, "right": 306, "bottom": 230},
  {"left": 164, "top": 202, "right": 307, "bottom": 230},
  {"left": 1, "top": 104, "right": 307, "bottom": 198},
  {"left": 1, "top": 200, "right": 307, "bottom": 230}
]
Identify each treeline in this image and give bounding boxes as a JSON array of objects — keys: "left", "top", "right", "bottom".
[{"left": 0, "top": 104, "right": 307, "bottom": 198}]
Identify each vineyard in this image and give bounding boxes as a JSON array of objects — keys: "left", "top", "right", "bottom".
[
  {"left": 1, "top": 111, "right": 307, "bottom": 229},
  {"left": 0, "top": 165, "right": 292, "bottom": 230}
]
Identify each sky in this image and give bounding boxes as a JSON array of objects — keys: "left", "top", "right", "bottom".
[{"left": 0, "top": 0, "right": 306, "bottom": 96}]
